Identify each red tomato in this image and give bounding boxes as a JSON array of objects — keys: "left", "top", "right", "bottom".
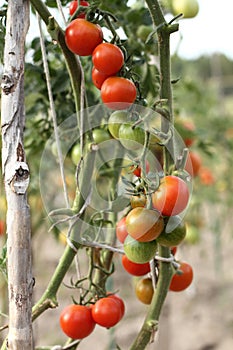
[
  {"left": 171, "top": 246, "right": 177, "bottom": 255},
  {"left": 0, "top": 220, "right": 5, "bottom": 236},
  {"left": 107, "top": 294, "right": 125, "bottom": 320},
  {"left": 65, "top": 19, "right": 103, "bottom": 56},
  {"left": 116, "top": 217, "right": 128, "bottom": 243},
  {"left": 185, "top": 151, "right": 202, "bottom": 177},
  {"left": 199, "top": 167, "right": 215, "bottom": 185},
  {"left": 69, "top": 1, "right": 89, "bottom": 18},
  {"left": 121, "top": 255, "right": 150, "bottom": 276},
  {"left": 91, "top": 297, "right": 122, "bottom": 328},
  {"left": 101, "top": 77, "right": 137, "bottom": 110},
  {"left": 92, "top": 67, "right": 111, "bottom": 90},
  {"left": 125, "top": 207, "right": 164, "bottom": 242},
  {"left": 132, "top": 160, "right": 150, "bottom": 177},
  {"left": 60, "top": 304, "right": 95, "bottom": 339},
  {"left": 152, "top": 175, "right": 190, "bottom": 216},
  {"left": 92, "top": 43, "right": 124, "bottom": 75},
  {"left": 169, "top": 261, "right": 193, "bottom": 292}
]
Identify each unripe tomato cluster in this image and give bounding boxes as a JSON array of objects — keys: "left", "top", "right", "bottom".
[
  {"left": 60, "top": 294, "right": 125, "bottom": 339},
  {"left": 65, "top": 3, "right": 137, "bottom": 110}
]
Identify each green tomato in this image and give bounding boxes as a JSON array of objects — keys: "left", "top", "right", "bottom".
[
  {"left": 71, "top": 143, "right": 82, "bottom": 165},
  {"left": 118, "top": 123, "right": 145, "bottom": 151},
  {"left": 136, "top": 25, "right": 153, "bottom": 42},
  {"left": 157, "top": 216, "right": 186, "bottom": 247},
  {"left": 123, "top": 235, "right": 157, "bottom": 263},
  {"left": 92, "top": 128, "right": 111, "bottom": 144},
  {"left": 108, "top": 111, "right": 128, "bottom": 139},
  {"left": 172, "top": 0, "right": 199, "bottom": 18}
]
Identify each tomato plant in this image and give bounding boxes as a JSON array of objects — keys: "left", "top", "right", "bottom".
[
  {"left": 123, "top": 235, "right": 158, "bottom": 263},
  {"left": 135, "top": 277, "right": 154, "bottom": 305},
  {"left": 91, "top": 297, "right": 123, "bottom": 328},
  {"left": 125, "top": 207, "right": 164, "bottom": 242},
  {"left": 69, "top": 1, "right": 89, "bottom": 18},
  {"left": 59, "top": 304, "right": 96, "bottom": 339},
  {"left": 92, "top": 43, "right": 124, "bottom": 75},
  {"left": 101, "top": 77, "right": 137, "bottom": 110},
  {"left": 152, "top": 175, "right": 190, "bottom": 216},
  {"left": 169, "top": 261, "right": 194, "bottom": 292},
  {"left": 121, "top": 255, "right": 150, "bottom": 276},
  {"left": 65, "top": 19, "right": 103, "bottom": 56}
]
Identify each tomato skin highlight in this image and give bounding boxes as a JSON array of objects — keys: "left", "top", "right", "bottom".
[
  {"left": 125, "top": 207, "right": 164, "bottom": 242},
  {"left": 60, "top": 304, "right": 95, "bottom": 339},
  {"left": 91, "top": 297, "right": 122, "bottom": 328},
  {"left": 169, "top": 261, "right": 193, "bottom": 292},
  {"left": 101, "top": 77, "right": 137, "bottom": 110},
  {"left": 92, "top": 43, "right": 124, "bottom": 75},
  {"left": 65, "top": 19, "right": 103, "bottom": 56},
  {"left": 122, "top": 255, "right": 150, "bottom": 276},
  {"left": 152, "top": 175, "right": 190, "bottom": 216}
]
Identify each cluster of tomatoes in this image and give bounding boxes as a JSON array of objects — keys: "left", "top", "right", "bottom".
[
  {"left": 116, "top": 166, "right": 194, "bottom": 302},
  {"left": 60, "top": 293, "right": 125, "bottom": 340},
  {"left": 65, "top": 1, "right": 137, "bottom": 110}
]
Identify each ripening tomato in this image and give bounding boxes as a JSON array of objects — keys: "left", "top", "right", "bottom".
[
  {"left": 130, "top": 193, "right": 147, "bottom": 208},
  {"left": 125, "top": 207, "right": 164, "bottom": 242},
  {"left": 92, "top": 67, "right": 111, "bottom": 90},
  {"left": 101, "top": 77, "right": 137, "bottom": 110},
  {"left": 152, "top": 175, "right": 190, "bottom": 216},
  {"left": 135, "top": 277, "right": 154, "bottom": 304},
  {"left": 169, "top": 261, "right": 193, "bottom": 292},
  {"left": 157, "top": 216, "right": 186, "bottom": 247},
  {"left": 65, "top": 19, "right": 103, "bottom": 56},
  {"left": 69, "top": 1, "right": 89, "bottom": 18},
  {"left": 116, "top": 216, "right": 128, "bottom": 243},
  {"left": 60, "top": 304, "right": 95, "bottom": 339},
  {"left": 91, "top": 297, "right": 122, "bottom": 328},
  {"left": 124, "top": 235, "right": 158, "bottom": 263},
  {"left": 185, "top": 151, "right": 202, "bottom": 177},
  {"left": 121, "top": 255, "right": 150, "bottom": 276},
  {"left": 92, "top": 43, "right": 124, "bottom": 75}
]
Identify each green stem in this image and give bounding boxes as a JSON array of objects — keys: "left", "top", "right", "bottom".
[
  {"left": 129, "top": 1, "right": 179, "bottom": 349},
  {"left": 32, "top": 244, "right": 77, "bottom": 320}
]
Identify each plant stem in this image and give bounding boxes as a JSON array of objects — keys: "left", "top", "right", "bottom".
[{"left": 129, "top": 1, "right": 179, "bottom": 349}]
